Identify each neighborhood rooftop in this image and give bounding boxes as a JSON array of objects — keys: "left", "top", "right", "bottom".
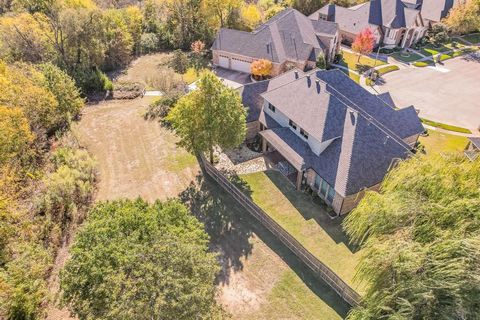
[
  {"left": 212, "top": 8, "right": 338, "bottom": 64},
  {"left": 241, "top": 69, "right": 424, "bottom": 197}
]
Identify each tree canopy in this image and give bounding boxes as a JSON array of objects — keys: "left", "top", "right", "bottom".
[
  {"left": 344, "top": 155, "right": 480, "bottom": 320},
  {"left": 352, "top": 27, "right": 375, "bottom": 61},
  {"left": 60, "top": 198, "right": 225, "bottom": 320},
  {"left": 444, "top": 0, "right": 480, "bottom": 35},
  {"left": 167, "top": 70, "right": 246, "bottom": 163}
]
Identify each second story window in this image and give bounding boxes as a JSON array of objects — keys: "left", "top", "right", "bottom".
[
  {"left": 289, "top": 119, "right": 297, "bottom": 130},
  {"left": 268, "top": 103, "right": 276, "bottom": 112},
  {"left": 300, "top": 128, "right": 309, "bottom": 140}
]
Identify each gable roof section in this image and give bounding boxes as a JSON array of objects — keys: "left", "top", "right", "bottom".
[
  {"left": 469, "top": 137, "right": 480, "bottom": 150},
  {"left": 261, "top": 69, "right": 424, "bottom": 144},
  {"left": 311, "top": 0, "right": 422, "bottom": 33},
  {"left": 259, "top": 109, "right": 411, "bottom": 197},
  {"left": 421, "top": 0, "right": 459, "bottom": 22},
  {"left": 212, "top": 8, "right": 338, "bottom": 64},
  {"left": 256, "top": 69, "right": 423, "bottom": 196}
]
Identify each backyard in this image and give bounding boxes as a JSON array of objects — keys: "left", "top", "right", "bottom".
[
  {"left": 239, "top": 170, "right": 364, "bottom": 294},
  {"left": 63, "top": 53, "right": 354, "bottom": 320}
]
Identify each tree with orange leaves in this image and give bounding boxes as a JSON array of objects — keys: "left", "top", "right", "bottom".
[
  {"left": 352, "top": 28, "right": 376, "bottom": 62},
  {"left": 250, "top": 59, "right": 272, "bottom": 79}
]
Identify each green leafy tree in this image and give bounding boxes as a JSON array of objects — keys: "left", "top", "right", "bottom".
[
  {"left": 39, "top": 63, "right": 84, "bottom": 130},
  {"left": 169, "top": 49, "right": 189, "bottom": 73},
  {"left": 316, "top": 52, "right": 326, "bottom": 69},
  {"left": 102, "top": 9, "right": 134, "bottom": 70},
  {"left": 444, "top": 0, "right": 480, "bottom": 35},
  {"left": 60, "top": 199, "right": 225, "bottom": 320},
  {"left": 344, "top": 155, "right": 480, "bottom": 320},
  {"left": 426, "top": 23, "right": 450, "bottom": 47},
  {"left": 167, "top": 70, "right": 246, "bottom": 164}
]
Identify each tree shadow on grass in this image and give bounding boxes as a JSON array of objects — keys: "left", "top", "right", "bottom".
[
  {"left": 183, "top": 173, "right": 352, "bottom": 318},
  {"left": 264, "top": 170, "right": 360, "bottom": 253},
  {"left": 179, "top": 174, "right": 254, "bottom": 286}
]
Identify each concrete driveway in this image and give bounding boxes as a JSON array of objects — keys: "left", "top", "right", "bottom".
[
  {"left": 215, "top": 67, "right": 252, "bottom": 88},
  {"left": 374, "top": 53, "right": 480, "bottom": 131}
]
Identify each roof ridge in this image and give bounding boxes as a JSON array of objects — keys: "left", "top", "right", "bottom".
[
  {"left": 319, "top": 71, "right": 412, "bottom": 152},
  {"left": 263, "top": 69, "right": 412, "bottom": 153}
]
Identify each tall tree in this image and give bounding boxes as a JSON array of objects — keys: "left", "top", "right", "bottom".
[
  {"left": 167, "top": 70, "right": 246, "bottom": 164},
  {"left": 444, "top": 0, "right": 480, "bottom": 35},
  {"left": 352, "top": 27, "right": 375, "bottom": 62},
  {"left": 204, "top": 0, "right": 242, "bottom": 28},
  {"left": 344, "top": 155, "right": 480, "bottom": 320},
  {"left": 60, "top": 199, "right": 226, "bottom": 320}
]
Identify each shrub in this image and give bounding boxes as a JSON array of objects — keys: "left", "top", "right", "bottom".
[
  {"left": 37, "top": 147, "right": 96, "bottom": 229},
  {"left": 111, "top": 81, "right": 145, "bottom": 99},
  {"left": 72, "top": 67, "right": 113, "bottom": 93},
  {"left": 144, "top": 93, "right": 181, "bottom": 124},
  {"left": 0, "top": 242, "right": 52, "bottom": 320},
  {"left": 145, "top": 67, "right": 185, "bottom": 93},
  {"left": 140, "top": 32, "right": 159, "bottom": 54},
  {"left": 316, "top": 52, "right": 326, "bottom": 69}
]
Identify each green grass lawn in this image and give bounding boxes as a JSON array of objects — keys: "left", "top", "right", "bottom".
[
  {"left": 419, "top": 44, "right": 450, "bottom": 56},
  {"left": 339, "top": 50, "right": 386, "bottom": 71},
  {"left": 413, "top": 60, "right": 434, "bottom": 67},
  {"left": 420, "top": 118, "right": 472, "bottom": 134},
  {"left": 239, "top": 170, "right": 365, "bottom": 294},
  {"left": 463, "top": 33, "right": 480, "bottom": 44},
  {"left": 377, "top": 65, "right": 400, "bottom": 75},
  {"left": 391, "top": 51, "right": 423, "bottom": 63},
  {"left": 419, "top": 130, "right": 469, "bottom": 155}
]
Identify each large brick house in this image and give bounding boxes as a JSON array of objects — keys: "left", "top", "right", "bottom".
[
  {"left": 311, "top": 0, "right": 461, "bottom": 49},
  {"left": 211, "top": 8, "right": 340, "bottom": 76},
  {"left": 239, "top": 69, "right": 424, "bottom": 215},
  {"left": 310, "top": 0, "right": 429, "bottom": 48}
]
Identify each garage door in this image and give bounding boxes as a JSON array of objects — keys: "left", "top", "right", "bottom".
[
  {"left": 231, "top": 58, "right": 251, "bottom": 73},
  {"left": 219, "top": 56, "right": 229, "bottom": 69}
]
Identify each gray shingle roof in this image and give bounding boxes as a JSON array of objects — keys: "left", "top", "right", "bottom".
[
  {"left": 311, "top": 0, "right": 422, "bottom": 34},
  {"left": 469, "top": 137, "right": 480, "bottom": 149},
  {"left": 259, "top": 112, "right": 410, "bottom": 197},
  {"left": 252, "top": 69, "right": 423, "bottom": 196},
  {"left": 421, "top": 0, "right": 459, "bottom": 22},
  {"left": 260, "top": 69, "right": 424, "bottom": 144},
  {"left": 240, "top": 69, "right": 306, "bottom": 122},
  {"left": 212, "top": 8, "right": 338, "bottom": 64}
]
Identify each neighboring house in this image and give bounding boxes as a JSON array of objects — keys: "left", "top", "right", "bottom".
[
  {"left": 211, "top": 8, "right": 340, "bottom": 76},
  {"left": 465, "top": 137, "right": 480, "bottom": 161},
  {"left": 240, "top": 68, "right": 424, "bottom": 215},
  {"left": 311, "top": 0, "right": 430, "bottom": 48}
]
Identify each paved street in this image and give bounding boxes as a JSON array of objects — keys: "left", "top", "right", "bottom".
[{"left": 375, "top": 53, "right": 480, "bottom": 131}]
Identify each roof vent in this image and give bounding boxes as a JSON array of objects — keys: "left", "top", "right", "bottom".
[
  {"left": 306, "top": 75, "right": 311, "bottom": 87},
  {"left": 384, "top": 135, "right": 390, "bottom": 145},
  {"left": 294, "top": 70, "right": 299, "bottom": 79}
]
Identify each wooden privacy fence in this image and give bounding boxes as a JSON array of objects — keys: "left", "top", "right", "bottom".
[{"left": 199, "top": 155, "right": 361, "bottom": 307}]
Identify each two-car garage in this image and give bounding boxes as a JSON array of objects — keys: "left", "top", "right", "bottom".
[{"left": 218, "top": 55, "right": 252, "bottom": 74}]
